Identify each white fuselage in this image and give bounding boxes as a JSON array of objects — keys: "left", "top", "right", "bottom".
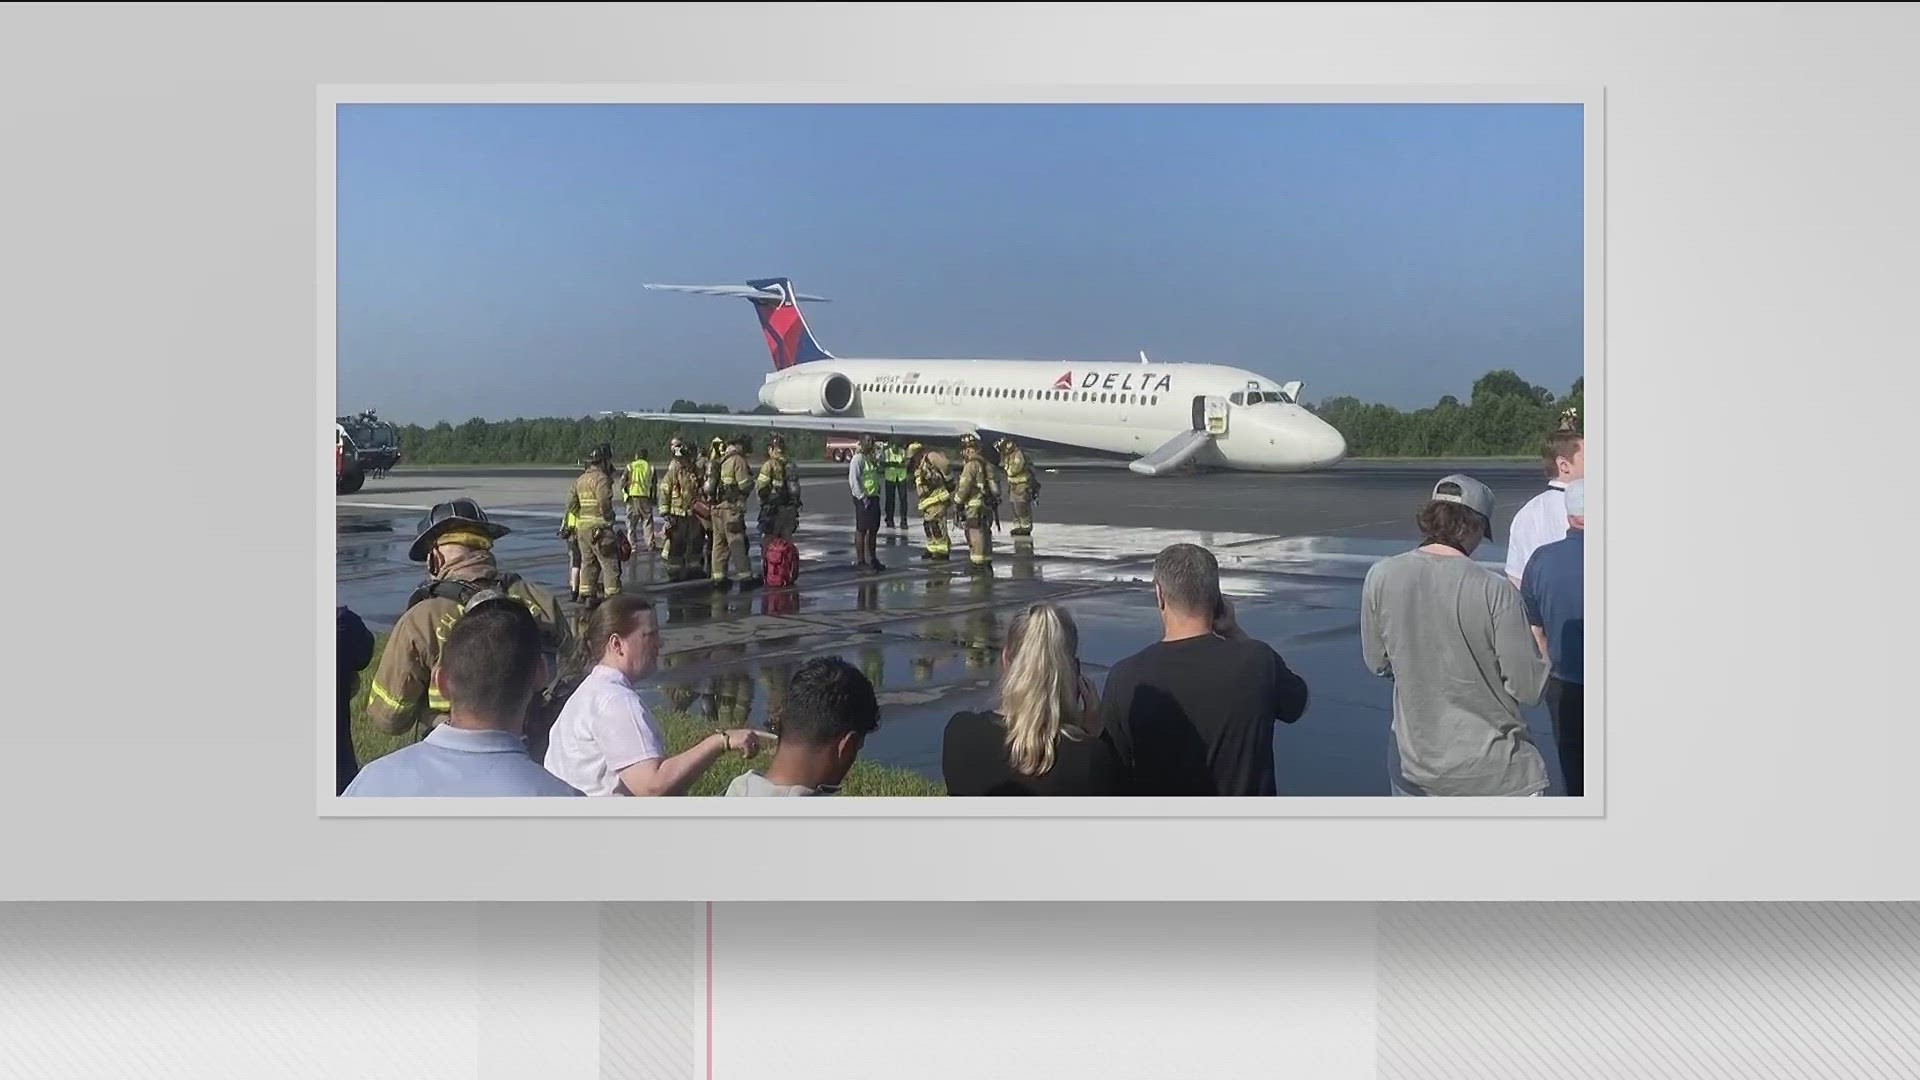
[{"left": 758, "top": 358, "right": 1349, "bottom": 472}]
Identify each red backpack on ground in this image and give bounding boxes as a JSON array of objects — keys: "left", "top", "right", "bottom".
[{"left": 762, "top": 536, "right": 800, "bottom": 588}]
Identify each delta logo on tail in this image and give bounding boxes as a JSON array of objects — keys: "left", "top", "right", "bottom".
[{"left": 745, "top": 277, "right": 834, "bottom": 370}]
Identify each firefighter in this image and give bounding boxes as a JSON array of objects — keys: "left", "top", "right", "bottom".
[
  {"left": 700, "top": 435, "right": 725, "bottom": 577},
  {"left": 710, "top": 433, "right": 761, "bottom": 590},
  {"left": 994, "top": 436, "right": 1040, "bottom": 539},
  {"left": 621, "top": 447, "right": 658, "bottom": 552},
  {"left": 660, "top": 437, "right": 702, "bottom": 582},
  {"left": 953, "top": 433, "right": 996, "bottom": 572},
  {"left": 881, "top": 437, "right": 910, "bottom": 530},
  {"left": 566, "top": 443, "right": 622, "bottom": 607},
  {"left": 364, "top": 498, "right": 572, "bottom": 743},
  {"left": 755, "top": 432, "right": 802, "bottom": 539},
  {"left": 907, "top": 441, "right": 953, "bottom": 561},
  {"left": 558, "top": 504, "right": 582, "bottom": 598}
]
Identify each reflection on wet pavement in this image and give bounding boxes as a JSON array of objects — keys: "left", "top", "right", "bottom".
[{"left": 338, "top": 503, "right": 1564, "bottom": 796}]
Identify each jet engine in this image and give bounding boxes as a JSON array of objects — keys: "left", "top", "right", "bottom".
[{"left": 763, "top": 370, "right": 857, "bottom": 416}]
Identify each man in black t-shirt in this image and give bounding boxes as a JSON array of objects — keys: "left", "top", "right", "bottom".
[{"left": 1100, "top": 544, "right": 1310, "bottom": 796}]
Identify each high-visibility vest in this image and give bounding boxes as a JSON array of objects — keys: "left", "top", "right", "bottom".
[
  {"left": 859, "top": 455, "right": 881, "bottom": 497},
  {"left": 884, "top": 448, "right": 907, "bottom": 482},
  {"left": 626, "top": 459, "right": 653, "bottom": 498}
]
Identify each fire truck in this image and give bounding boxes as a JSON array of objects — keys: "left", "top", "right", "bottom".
[
  {"left": 338, "top": 410, "right": 401, "bottom": 476},
  {"left": 336, "top": 423, "right": 366, "bottom": 495},
  {"left": 825, "top": 437, "right": 859, "bottom": 463}
]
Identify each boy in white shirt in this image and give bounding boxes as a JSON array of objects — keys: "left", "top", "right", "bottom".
[{"left": 1505, "top": 427, "right": 1584, "bottom": 586}]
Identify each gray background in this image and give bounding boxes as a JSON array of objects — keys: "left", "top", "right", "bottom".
[
  {"left": 3, "top": 1, "right": 1912, "bottom": 903},
  {"left": 3, "top": 902, "right": 1914, "bottom": 1078},
  {"left": 7, "top": 2, "right": 1916, "bottom": 1072}
]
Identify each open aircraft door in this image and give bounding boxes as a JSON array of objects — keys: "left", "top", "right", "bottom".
[
  {"left": 1190, "top": 394, "right": 1231, "bottom": 435},
  {"left": 1203, "top": 395, "right": 1230, "bottom": 436}
]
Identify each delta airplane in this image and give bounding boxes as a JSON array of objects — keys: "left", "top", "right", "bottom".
[{"left": 617, "top": 278, "right": 1348, "bottom": 476}]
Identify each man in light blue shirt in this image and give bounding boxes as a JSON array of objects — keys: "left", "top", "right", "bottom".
[{"left": 344, "top": 596, "right": 583, "bottom": 798}]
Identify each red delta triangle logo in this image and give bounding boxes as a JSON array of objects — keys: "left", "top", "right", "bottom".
[{"left": 1051, "top": 371, "right": 1074, "bottom": 390}]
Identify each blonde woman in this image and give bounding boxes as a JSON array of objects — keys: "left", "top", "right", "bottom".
[{"left": 941, "top": 602, "right": 1123, "bottom": 796}]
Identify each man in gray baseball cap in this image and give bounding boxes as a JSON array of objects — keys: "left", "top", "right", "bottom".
[
  {"left": 1427, "top": 473, "right": 1498, "bottom": 542},
  {"left": 1358, "top": 472, "right": 1550, "bottom": 796}
]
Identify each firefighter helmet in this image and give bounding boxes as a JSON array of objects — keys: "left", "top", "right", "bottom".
[{"left": 409, "top": 498, "right": 512, "bottom": 563}]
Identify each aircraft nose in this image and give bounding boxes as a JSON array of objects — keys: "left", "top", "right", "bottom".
[{"left": 1308, "top": 420, "right": 1347, "bottom": 467}]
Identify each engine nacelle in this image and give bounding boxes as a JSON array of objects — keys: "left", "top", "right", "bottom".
[{"left": 763, "top": 370, "right": 857, "bottom": 416}]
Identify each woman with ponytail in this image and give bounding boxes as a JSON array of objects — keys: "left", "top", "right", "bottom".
[{"left": 940, "top": 602, "right": 1123, "bottom": 796}]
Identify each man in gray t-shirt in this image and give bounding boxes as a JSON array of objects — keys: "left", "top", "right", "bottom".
[{"left": 1361, "top": 475, "right": 1551, "bottom": 797}]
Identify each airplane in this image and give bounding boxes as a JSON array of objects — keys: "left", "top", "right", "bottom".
[{"left": 614, "top": 277, "right": 1349, "bottom": 476}]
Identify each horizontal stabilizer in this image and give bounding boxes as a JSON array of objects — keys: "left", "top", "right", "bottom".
[
  {"left": 1129, "top": 429, "right": 1214, "bottom": 477},
  {"left": 641, "top": 283, "right": 831, "bottom": 303},
  {"left": 605, "top": 411, "right": 978, "bottom": 440}
]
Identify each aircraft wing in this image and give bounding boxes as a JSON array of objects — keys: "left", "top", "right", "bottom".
[{"left": 606, "top": 411, "right": 981, "bottom": 439}]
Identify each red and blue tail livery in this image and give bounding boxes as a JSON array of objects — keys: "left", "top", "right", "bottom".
[
  {"left": 640, "top": 278, "right": 836, "bottom": 371},
  {"left": 744, "top": 278, "right": 836, "bottom": 369}
]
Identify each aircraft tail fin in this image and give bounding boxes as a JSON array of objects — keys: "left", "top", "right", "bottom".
[{"left": 643, "top": 278, "right": 835, "bottom": 370}]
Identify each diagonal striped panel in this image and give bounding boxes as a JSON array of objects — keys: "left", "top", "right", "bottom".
[
  {"left": 1377, "top": 902, "right": 1920, "bottom": 1079},
  {"left": 598, "top": 903, "right": 701, "bottom": 1080}
]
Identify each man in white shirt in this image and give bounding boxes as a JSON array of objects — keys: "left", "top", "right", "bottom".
[
  {"left": 847, "top": 434, "right": 884, "bottom": 573},
  {"left": 1504, "top": 428, "right": 1584, "bottom": 586}
]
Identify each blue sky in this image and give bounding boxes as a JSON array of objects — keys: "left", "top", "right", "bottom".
[{"left": 336, "top": 103, "right": 1584, "bottom": 425}]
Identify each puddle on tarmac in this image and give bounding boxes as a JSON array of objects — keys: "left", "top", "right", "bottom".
[{"left": 339, "top": 505, "right": 1563, "bottom": 796}]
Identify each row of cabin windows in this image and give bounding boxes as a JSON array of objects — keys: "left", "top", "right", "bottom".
[{"left": 854, "top": 382, "right": 1160, "bottom": 408}]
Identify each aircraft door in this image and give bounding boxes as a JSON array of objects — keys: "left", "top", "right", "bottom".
[
  {"left": 1191, "top": 396, "right": 1206, "bottom": 432},
  {"left": 1204, "top": 395, "right": 1230, "bottom": 436}
]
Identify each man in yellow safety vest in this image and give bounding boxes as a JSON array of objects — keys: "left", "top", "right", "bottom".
[{"left": 621, "top": 448, "right": 658, "bottom": 552}]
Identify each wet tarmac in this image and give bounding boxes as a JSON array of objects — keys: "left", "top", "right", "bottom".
[{"left": 337, "top": 459, "right": 1572, "bottom": 797}]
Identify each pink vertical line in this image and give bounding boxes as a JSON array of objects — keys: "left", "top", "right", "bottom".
[{"left": 705, "top": 900, "right": 714, "bottom": 1080}]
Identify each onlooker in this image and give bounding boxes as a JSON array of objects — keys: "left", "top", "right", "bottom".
[
  {"left": 848, "top": 434, "right": 885, "bottom": 572},
  {"left": 1521, "top": 477, "right": 1587, "bottom": 796},
  {"left": 336, "top": 605, "right": 376, "bottom": 795},
  {"left": 1361, "top": 475, "right": 1551, "bottom": 797},
  {"left": 544, "top": 595, "right": 766, "bottom": 796},
  {"left": 943, "top": 602, "right": 1123, "bottom": 796},
  {"left": 725, "top": 657, "right": 877, "bottom": 796},
  {"left": 1505, "top": 427, "right": 1584, "bottom": 587},
  {"left": 1100, "top": 544, "right": 1311, "bottom": 796},
  {"left": 343, "top": 599, "right": 583, "bottom": 797}
]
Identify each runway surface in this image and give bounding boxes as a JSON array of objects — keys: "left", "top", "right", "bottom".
[{"left": 337, "top": 457, "right": 1571, "bottom": 797}]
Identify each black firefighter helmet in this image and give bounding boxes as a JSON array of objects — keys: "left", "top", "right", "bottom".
[
  {"left": 409, "top": 498, "right": 512, "bottom": 563},
  {"left": 584, "top": 443, "right": 612, "bottom": 468}
]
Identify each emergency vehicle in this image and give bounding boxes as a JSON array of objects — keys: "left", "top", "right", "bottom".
[{"left": 336, "top": 423, "right": 366, "bottom": 495}]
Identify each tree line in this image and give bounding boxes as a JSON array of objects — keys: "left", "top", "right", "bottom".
[
  {"left": 1309, "top": 370, "right": 1583, "bottom": 458},
  {"left": 391, "top": 401, "right": 836, "bottom": 465},
  {"left": 386, "top": 371, "right": 1583, "bottom": 465}
]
